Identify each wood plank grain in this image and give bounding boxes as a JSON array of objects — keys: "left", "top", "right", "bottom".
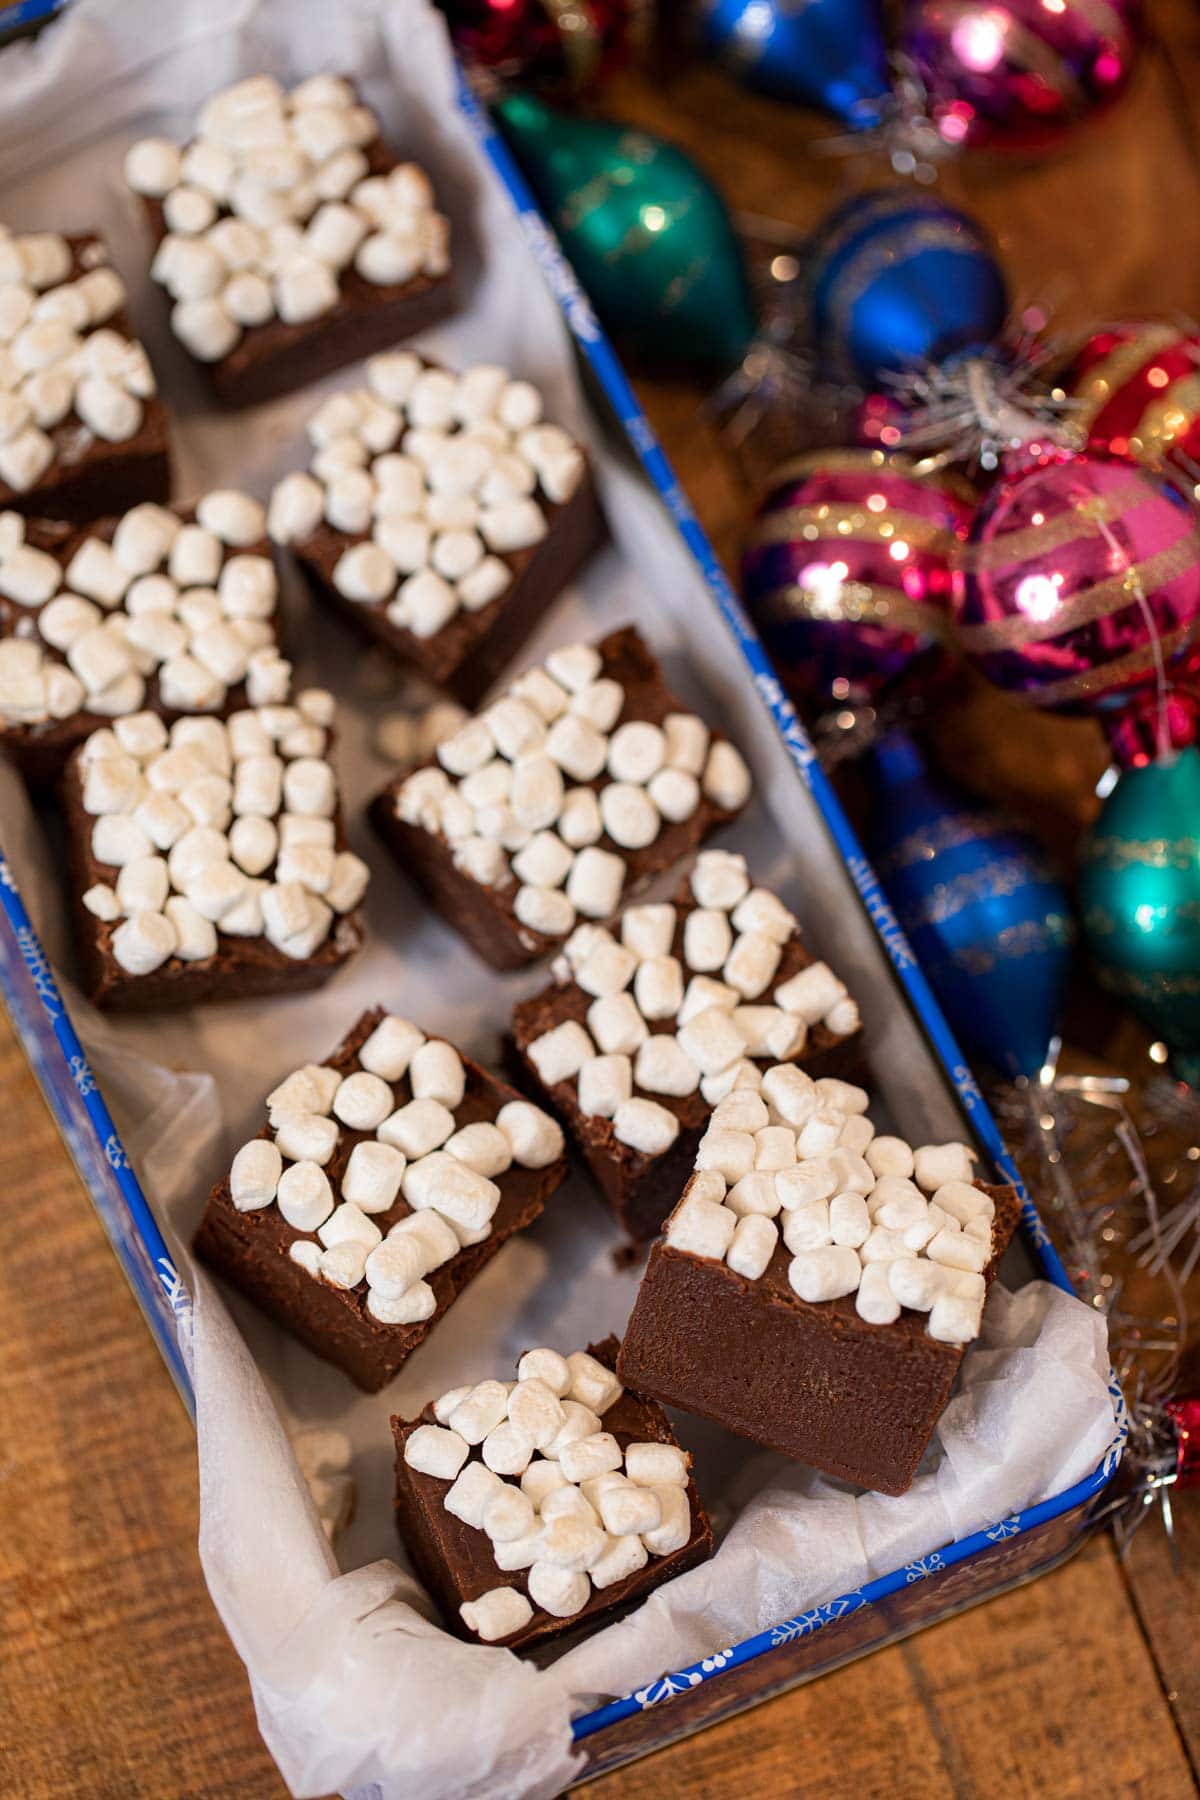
[{"left": 0, "top": 1016, "right": 288, "bottom": 1800}]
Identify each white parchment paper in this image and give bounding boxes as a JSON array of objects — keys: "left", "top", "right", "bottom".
[{"left": 0, "top": 2, "right": 1118, "bottom": 1795}]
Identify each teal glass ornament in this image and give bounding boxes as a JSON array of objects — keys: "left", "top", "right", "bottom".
[
  {"left": 1079, "top": 747, "right": 1200, "bottom": 1084},
  {"left": 493, "top": 90, "right": 757, "bottom": 367}
]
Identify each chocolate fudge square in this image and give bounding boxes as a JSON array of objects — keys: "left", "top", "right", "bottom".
[
  {"left": 195, "top": 1008, "right": 569, "bottom": 1390},
  {"left": 125, "top": 74, "right": 455, "bottom": 409},
  {"left": 511, "top": 849, "right": 866, "bottom": 1243},
  {"left": 370, "top": 626, "right": 754, "bottom": 972},
  {"left": 0, "top": 493, "right": 284, "bottom": 786},
  {"left": 63, "top": 689, "right": 367, "bottom": 1009},
  {"left": 0, "top": 229, "right": 169, "bottom": 522},
  {"left": 393, "top": 1337, "right": 712, "bottom": 1650},
  {"left": 618, "top": 1093, "right": 1022, "bottom": 1496},
  {"left": 267, "top": 353, "right": 604, "bottom": 706}
]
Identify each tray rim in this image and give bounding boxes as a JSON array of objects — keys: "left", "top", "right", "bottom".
[{"left": 0, "top": 43, "right": 1126, "bottom": 1759}]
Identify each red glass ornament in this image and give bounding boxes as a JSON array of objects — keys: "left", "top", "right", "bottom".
[
  {"left": 954, "top": 454, "right": 1200, "bottom": 760},
  {"left": 1065, "top": 322, "right": 1200, "bottom": 486},
  {"left": 439, "top": 0, "right": 648, "bottom": 91},
  {"left": 1166, "top": 1395, "right": 1200, "bottom": 1490}
]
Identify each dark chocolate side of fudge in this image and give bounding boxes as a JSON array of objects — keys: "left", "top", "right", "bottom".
[
  {"left": 139, "top": 140, "right": 454, "bottom": 410},
  {"left": 510, "top": 874, "right": 866, "bottom": 1242},
  {"left": 0, "top": 236, "right": 171, "bottom": 522},
  {"left": 370, "top": 626, "right": 750, "bottom": 973},
  {"left": 0, "top": 510, "right": 277, "bottom": 786},
  {"left": 194, "top": 1008, "right": 568, "bottom": 1391},
  {"left": 292, "top": 464, "right": 604, "bottom": 705},
  {"left": 617, "top": 1183, "right": 1022, "bottom": 1496},
  {"left": 59, "top": 734, "right": 362, "bottom": 1012},
  {"left": 391, "top": 1337, "right": 713, "bottom": 1651}
]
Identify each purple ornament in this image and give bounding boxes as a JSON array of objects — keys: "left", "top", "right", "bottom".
[
  {"left": 742, "top": 451, "right": 975, "bottom": 710},
  {"left": 901, "top": 0, "right": 1142, "bottom": 150}
]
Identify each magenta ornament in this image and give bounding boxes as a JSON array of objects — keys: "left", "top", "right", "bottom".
[
  {"left": 901, "top": 0, "right": 1142, "bottom": 151},
  {"left": 742, "top": 450, "right": 975, "bottom": 710},
  {"left": 954, "top": 454, "right": 1200, "bottom": 758}
]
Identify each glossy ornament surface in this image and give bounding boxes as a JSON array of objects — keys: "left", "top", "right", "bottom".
[
  {"left": 697, "top": 0, "right": 890, "bottom": 128},
  {"left": 1079, "top": 746, "right": 1200, "bottom": 1084},
  {"left": 901, "top": 0, "right": 1141, "bottom": 151},
  {"left": 1065, "top": 321, "right": 1200, "bottom": 485},
  {"left": 955, "top": 454, "right": 1200, "bottom": 743},
  {"left": 742, "top": 450, "right": 973, "bottom": 708},
  {"left": 806, "top": 191, "right": 1009, "bottom": 388},
  {"left": 493, "top": 90, "right": 756, "bottom": 366},
  {"left": 869, "top": 730, "right": 1074, "bottom": 1079}
]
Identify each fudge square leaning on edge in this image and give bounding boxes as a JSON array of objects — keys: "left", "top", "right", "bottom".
[
  {"left": 618, "top": 1071, "right": 1022, "bottom": 1496},
  {"left": 393, "top": 1337, "right": 712, "bottom": 1650},
  {"left": 0, "top": 225, "right": 169, "bottom": 522},
  {"left": 267, "top": 352, "right": 604, "bottom": 706},
  {"left": 194, "top": 1008, "right": 569, "bottom": 1390},
  {"left": 0, "top": 491, "right": 283, "bottom": 785},
  {"left": 511, "top": 848, "right": 866, "bottom": 1243},
  {"left": 370, "top": 625, "right": 755, "bottom": 971},
  {"left": 124, "top": 74, "right": 455, "bottom": 408},
  {"left": 62, "top": 685, "right": 368, "bottom": 1009}
]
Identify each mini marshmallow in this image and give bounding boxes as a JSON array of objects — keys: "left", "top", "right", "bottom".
[
  {"left": 829, "top": 1191, "right": 871, "bottom": 1248},
  {"left": 677, "top": 1006, "right": 747, "bottom": 1078},
  {"left": 928, "top": 1290, "right": 985, "bottom": 1345},
  {"left": 684, "top": 908, "right": 733, "bottom": 973},
  {"left": 927, "top": 1227, "right": 989, "bottom": 1273},
  {"left": 695, "top": 1126, "right": 755, "bottom": 1183},
  {"left": 914, "top": 1143, "right": 976, "bottom": 1192},
  {"left": 276, "top": 1160, "right": 334, "bottom": 1232},
  {"left": 642, "top": 1485, "right": 692, "bottom": 1556},
  {"left": 587, "top": 992, "right": 648, "bottom": 1057},
  {"left": 377, "top": 1097, "right": 455, "bottom": 1159},
  {"left": 713, "top": 1091, "right": 770, "bottom": 1133},
  {"left": 781, "top": 1198, "right": 832, "bottom": 1254},
  {"left": 788, "top": 1245, "right": 861, "bottom": 1302},
  {"left": 726, "top": 1212, "right": 779, "bottom": 1279},
  {"left": 566, "top": 1351, "right": 622, "bottom": 1415},
  {"left": 230, "top": 1138, "right": 282, "bottom": 1210},
  {"left": 506, "top": 1379, "right": 566, "bottom": 1452},
  {"left": 528, "top": 1020, "right": 594, "bottom": 1087},
  {"left": 612, "top": 1096, "right": 679, "bottom": 1156},
  {"left": 575, "top": 937, "right": 637, "bottom": 998},
  {"left": 666, "top": 1192, "right": 736, "bottom": 1260},
  {"left": 481, "top": 1420, "right": 535, "bottom": 1477},
  {"left": 760, "top": 1064, "right": 818, "bottom": 1127},
  {"left": 404, "top": 1424, "right": 469, "bottom": 1481},
  {"left": 367, "top": 1280, "right": 436, "bottom": 1324},
  {"left": 888, "top": 1256, "right": 943, "bottom": 1312},
  {"left": 342, "top": 1140, "right": 405, "bottom": 1215},
  {"left": 733, "top": 1006, "right": 804, "bottom": 1062},
  {"left": 448, "top": 1380, "right": 510, "bottom": 1447},
  {"left": 726, "top": 1173, "right": 780, "bottom": 1222},
  {"left": 634, "top": 1034, "right": 700, "bottom": 1098},
  {"left": 566, "top": 846, "right": 625, "bottom": 921},
  {"left": 496, "top": 1100, "right": 564, "bottom": 1168},
  {"left": 775, "top": 962, "right": 847, "bottom": 1025},
  {"left": 458, "top": 1586, "right": 534, "bottom": 1642},
  {"left": 570, "top": 678, "right": 624, "bottom": 734},
  {"left": 634, "top": 955, "right": 684, "bottom": 1021},
  {"left": 933, "top": 1180, "right": 994, "bottom": 1226},
  {"left": 526, "top": 1563, "right": 590, "bottom": 1619},
  {"left": 677, "top": 976, "right": 738, "bottom": 1027},
  {"left": 358, "top": 1014, "right": 424, "bottom": 1081},
  {"left": 444, "top": 1459, "right": 506, "bottom": 1529},
  {"left": 481, "top": 1486, "right": 538, "bottom": 1549},
  {"left": 702, "top": 739, "right": 752, "bottom": 811},
  {"left": 275, "top": 1112, "right": 340, "bottom": 1168},
  {"left": 331, "top": 1071, "right": 393, "bottom": 1132},
  {"left": 443, "top": 1121, "right": 512, "bottom": 1178},
  {"left": 599, "top": 782, "right": 659, "bottom": 851},
  {"left": 517, "top": 1347, "right": 571, "bottom": 1397},
  {"left": 557, "top": 1431, "right": 623, "bottom": 1486},
  {"left": 577, "top": 1053, "right": 632, "bottom": 1120},
  {"left": 409, "top": 1039, "right": 466, "bottom": 1109},
  {"left": 621, "top": 903, "right": 675, "bottom": 960}
]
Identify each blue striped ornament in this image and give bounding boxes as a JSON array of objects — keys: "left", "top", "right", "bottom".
[
  {"left": 806, "top": 190, "right": 1009, "bottom": 388},
  {"left": 868, "top": 730, "right": 1074, "bottom": 1079}
]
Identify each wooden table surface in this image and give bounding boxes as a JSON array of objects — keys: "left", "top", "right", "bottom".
[{"left": 3, "top": 4, "right": 1200, "bottom": 1796}]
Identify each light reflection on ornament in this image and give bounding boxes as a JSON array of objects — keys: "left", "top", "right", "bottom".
[
  {"left": 889, "top": 539, "right": 910, "bottom": 561},
  {"left": 951, "top": 11, "right": 1007, "bottom": 72},
  {"left": 1015, "top": 572, "right": 1061, "bottom": 622}
]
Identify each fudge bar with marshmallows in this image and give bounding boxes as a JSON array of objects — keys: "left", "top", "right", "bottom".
[
  {"left": 393, "top": 1337, "right": 712, "bottom": 1650},
  {"left": 0, "top": 492, "right": 283, "bottom": 784},
  {"left": 268, "top": 352, "right": 603, "bottom": 704},
  {"left": 0, "top": 227, "right": 168, "bottom": 522},
  {"left": 195, "top": 1008, "right": 569, "bottom": 1390},
  {"left": 511, "top": 849, "right": 865, "bottom": 1242},
  {"left": 618, "top": 1070, "right": 1021, "bottom": 1495},
  {"left": 62, "top": 689, "right": 368, "bottom": 1009},
  {"left": 125, "top": 74, "right": 454, "bottom": 408},
  {"left": 370, "top": 626, "right": 754, "bottom": 971}
]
